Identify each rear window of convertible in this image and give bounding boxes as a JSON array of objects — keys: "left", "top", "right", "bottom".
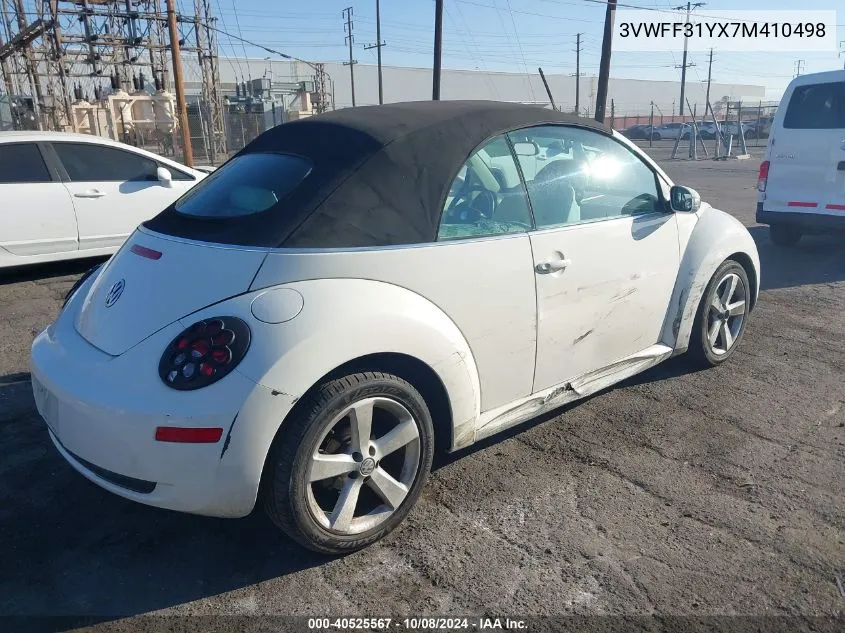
[{"left": 175, "top": 152, "right": 312, "bottom": 218}]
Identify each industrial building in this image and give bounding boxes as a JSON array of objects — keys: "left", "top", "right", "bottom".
[{"left": 197, "top": 58, "right": 766, "bottom": 122}]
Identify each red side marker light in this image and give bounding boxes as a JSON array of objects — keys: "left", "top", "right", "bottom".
[
  {"left": 130, "top": 244, "right": 163, "bottom": 260},
  {"left": 154, "top": 427, "right": 223, "bottom": 443}
]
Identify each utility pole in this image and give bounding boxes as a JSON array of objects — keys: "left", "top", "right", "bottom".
[
  {"left": 343, "top": 7, "right": 357, "bottom": 107},
  {"left": 433, "top": 0, "right": 443, "bottom": 100},
  {"left": 165, "top": 0, "right": 193, "bottom": 166},
  {"left": 595, "top": 0, "right": 617, "bottom": 123},
  {"left": 574, "top": 32, "right": 582, "bottom": 115},
  {"left": 704, "top": 47, "right": 713, "bottom": 118},
  {"left": 674, "top": 2, "right": 705, "bottom": 116},
  {"left": 363, "top": 0, "right": 385, "bottom": 104},
  {"left": 793, "top": 59, "right": 805, "bottom": 77}
]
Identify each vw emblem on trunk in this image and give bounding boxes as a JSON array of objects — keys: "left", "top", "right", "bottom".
[{"left": 105, "top": 279, "right": 125, "bottom": 307}]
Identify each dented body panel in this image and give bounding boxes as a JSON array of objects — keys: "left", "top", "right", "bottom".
[
  {"left": 528, "top": 212, "right": 680, "bottom": 394},
  {"left": 660, "top": 204, "right": 761, "bottom": 351}
]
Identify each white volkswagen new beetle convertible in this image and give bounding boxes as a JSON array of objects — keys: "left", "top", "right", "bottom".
[{"left": 31, "top": 101, "right": 760, "bottom": 553}]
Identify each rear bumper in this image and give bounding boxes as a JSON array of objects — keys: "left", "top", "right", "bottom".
[
  {"left": 756, "top": 205, "right": 845, "bottom": 232},
  {"left": 30, "top": 282, "right": 296, "bottom": 518}
]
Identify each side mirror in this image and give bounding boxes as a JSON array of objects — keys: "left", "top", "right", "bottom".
[
  {"left": 669, "top": 185, "right": 701, "bottom": 213},
  {"left": 156, "top": 166, "right": 173, "bottom": 187},
  {"left": 512, "top": 141, "right": 538, "bottom": 157}
]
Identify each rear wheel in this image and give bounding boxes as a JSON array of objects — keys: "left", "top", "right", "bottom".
[
  {"left": 263, "top": 371, "right": 434, "bottom": 554},
  {"left": 770, "top": 224, "right": 801, "bottom": 247},
  {"left": 689, "top": 260, "right": 750, "bottom": 367}
]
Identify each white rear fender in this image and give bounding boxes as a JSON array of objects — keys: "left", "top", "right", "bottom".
[
  {"left": 662, "top": 206, "right": 761, "bottom": 351},
  {"left": 185, "top": 278, "right": 482, "bottom": 452}
]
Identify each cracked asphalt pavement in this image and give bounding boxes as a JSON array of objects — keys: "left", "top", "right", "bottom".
[{"left": 0, "top": 143, "right": 843, "bottom": 631}]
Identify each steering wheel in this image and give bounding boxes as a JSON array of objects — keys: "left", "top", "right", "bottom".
[{"left": 446, "top": 187, "right": 497, "bottom": 223}]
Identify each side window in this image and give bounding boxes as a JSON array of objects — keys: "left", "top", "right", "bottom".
[
  {"left": 784, "top": 82, "right": 845, "bottom": 129},
  {"left": 53, "top": 143, "right": 158, "bottom": 182},
  {"left": 507, "top": 125, "right": 662, "bottom": 229},
  {"left": 0, "top": 143, "right": 52, "bottom": 184},
  {"left": 437, "top": 135, "right": 533, "bottom": 241}
]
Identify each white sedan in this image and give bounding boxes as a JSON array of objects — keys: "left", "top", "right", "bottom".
[
  {"left": 31, "top": 101, "right": 760, "bottom": 554},
  {"left": 0, "top": 131, "right": 207, "bottom": 269}
]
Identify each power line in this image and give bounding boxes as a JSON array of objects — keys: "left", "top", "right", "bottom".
[
  {"left": 229, "top": 0, "right": 251, "bottom": 81},
  {"left": 450, "top": 0, "right": 502, "bottom": 98},
  {"left": 504, "top": 0, "right": 537, "bottom": 102},
  {"left": 214, "top": 0, "right": 245, "bottom": 83}
]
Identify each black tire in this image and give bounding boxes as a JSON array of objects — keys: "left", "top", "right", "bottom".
[
  {"left": 688, "top": 260, "right": 751, "bottom": 368},
  {"left": 652, "top": 133, "right": 661, "bottom": 141},
  {"left": 769, "top": 224, "right": 801, "bottom": 247},
  {"left": 263, "top": 371, "right": 435, "bottom": 555}
]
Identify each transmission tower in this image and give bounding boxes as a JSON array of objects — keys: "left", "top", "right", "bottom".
[{"left": 0, "top": 0, "right": 224, "bottom": 154}]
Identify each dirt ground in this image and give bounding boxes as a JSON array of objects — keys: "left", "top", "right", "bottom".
[{"left": 0, "top": 142, "right": 842, "bottom": 632}]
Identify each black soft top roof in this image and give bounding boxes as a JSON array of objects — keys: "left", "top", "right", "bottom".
[{"left": 144, "top": 100, "right": 613, "bottom": 248}]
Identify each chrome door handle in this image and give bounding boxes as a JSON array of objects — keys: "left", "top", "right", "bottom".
[
  {"left": 74, "top": 190, "right": 106, "bottom": 199},
  {"left": 535, "top": 258, "right": 571, "bottom": 274}
]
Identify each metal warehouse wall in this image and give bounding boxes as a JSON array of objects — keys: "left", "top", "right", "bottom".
[{"left": 204, "top": 57, "right": 765, "bottom": 118}]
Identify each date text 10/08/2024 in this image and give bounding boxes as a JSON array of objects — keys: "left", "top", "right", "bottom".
[{"left": 307, "top": 618, "right": 528, "bottom": 630}]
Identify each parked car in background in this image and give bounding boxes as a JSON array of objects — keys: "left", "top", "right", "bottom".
[
  {"left": 621, "top": 124, "right": 661, "bottom": 140},
  {"left": 756, "top": 69, "right": 845, "bottom": 246},
  {"left": 719, "top": 121, "right": 754, "bottom": 138},
  {"left": 0, "top": 132, "right": 207, "bottom": 269},
  {"left": 31, "top": 101, "right": 760, "bottom": 554},
  {"left": 656, "top": 122, "right": 685, "bottom": 139},
  {"left": 680, "top": 122, "right": 716, "bottom": 140}
]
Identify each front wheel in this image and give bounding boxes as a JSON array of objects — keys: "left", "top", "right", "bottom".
[
  {"left": 688, "top": 260, "right": 751, "bottom": 367},
  {"left": 769, "top": 224, "right": 801, "bottom": 247},
  {"left": 263, "top": 371, "right": 435, "bottom": 554}
]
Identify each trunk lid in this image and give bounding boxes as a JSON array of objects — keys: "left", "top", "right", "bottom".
[{"left": 75, "top": 228, "right": 268, "bottom": 356}]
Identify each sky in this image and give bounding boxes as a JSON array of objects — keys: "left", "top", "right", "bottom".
[{"left": 202, "top": 0, "right": 843, "bottom": 100}]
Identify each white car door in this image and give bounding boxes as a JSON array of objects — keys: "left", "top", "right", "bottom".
[
  {"left": 49, "top": 141, "right": 197, "bottom": 251},
  {"left": 0, "top": 142, "right": 78, "bottom": 258},
  {"left": 433, "top": 134, "right": 538, "bottom": 411},
  {"left": 509, "top": 125, "right": 681, "bottom": 393}
]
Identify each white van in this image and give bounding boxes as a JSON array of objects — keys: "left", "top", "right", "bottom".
[{"left": 756, "top": 70, "right": 845, "bottom": 246}]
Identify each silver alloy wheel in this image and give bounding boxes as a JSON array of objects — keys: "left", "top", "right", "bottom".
[
  {"left": 706, "top": 272, "right": 747, "bottom": 356},
  {"left": 305, "top": 397, "right": 421, "bottom": 535}
]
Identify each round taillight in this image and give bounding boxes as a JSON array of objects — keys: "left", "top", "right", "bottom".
[{"left": 158, "top": 316, "right": 251, "bottom": 390}]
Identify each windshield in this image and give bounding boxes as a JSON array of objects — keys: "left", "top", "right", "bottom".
[{"left": 175, "top": 152, "right": 313, "bottom": 218}]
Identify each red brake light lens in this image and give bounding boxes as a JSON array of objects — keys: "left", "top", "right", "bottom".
[
  {"left": 158, "top": 316, "right": 251, "bottom": 390},
  {"left": 757, "top": 160, "right": 770, "bottom": 192}
]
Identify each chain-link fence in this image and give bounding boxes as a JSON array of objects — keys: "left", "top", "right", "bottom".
[{"left": 611, "top": 100, "right": 777, "bottom": 150}]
